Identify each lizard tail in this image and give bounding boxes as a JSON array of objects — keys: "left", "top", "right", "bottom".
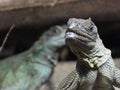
[{"left": 56, "top": 70, "right": 80, "bottom": 90}]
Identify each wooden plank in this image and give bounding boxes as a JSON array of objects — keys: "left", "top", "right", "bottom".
[
  {"left": 0, "top": 0, "right": 120, "bottom": 31},
  {"left": 0, "top": 0, "right": 76, "bottom": 11}
]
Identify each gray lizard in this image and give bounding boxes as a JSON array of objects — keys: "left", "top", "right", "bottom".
[
  {"left": 56, "top": 18, "right": 120, "bottom": 90},
  {"left": 0, "top": 25, "right": 66, "bottom": 90}
]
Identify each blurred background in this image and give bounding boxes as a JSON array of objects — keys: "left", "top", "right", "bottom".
[
  {"left": 0, "top": 0, "right": 120, "bottom": 89},
  {"left": 0, "top": 0, "right": 120, "bottom": 60}
]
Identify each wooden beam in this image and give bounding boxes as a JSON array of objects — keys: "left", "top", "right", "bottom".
[
  {"left": 0, "top": 0, "right": 76, "bottom": 11},
  {"left": 0, "top": 0, "right": 120, "bottom": 31}
]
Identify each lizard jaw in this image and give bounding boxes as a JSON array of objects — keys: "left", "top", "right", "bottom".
[
  {"left": 65, "top": 28, "right": 96, "bottom": 41},
  {"left": 65, "top": 31, "right": 92, "bottom": 42}
]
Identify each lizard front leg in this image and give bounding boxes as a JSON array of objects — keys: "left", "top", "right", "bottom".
[
  {"left": 113, "top": 67, "right": 120, "bottom": 88},
  {"left": 56, "top": 61, "right": 97, "bottom": 90},
  {"left": 56, "top": 70, "right": 80, "bottom": 90},
  {"left": 92, "top": 71, "right": 115, "bottom": 90},
  {"left": 93, "top": 59, "right": 115, "bottom": 90}
]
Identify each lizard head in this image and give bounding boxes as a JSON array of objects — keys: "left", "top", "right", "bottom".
[{"left": 65, "top": 18, "right": 98, "bottom": 51}]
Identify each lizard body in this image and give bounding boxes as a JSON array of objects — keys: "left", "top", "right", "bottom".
[
  {"left": 56, "top": 18, "right": 120, "bottom": 90},
  {"left": 0, "top": 25, "right": 66, "bottom": 90}
]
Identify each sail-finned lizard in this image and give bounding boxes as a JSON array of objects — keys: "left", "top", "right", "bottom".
[
  {"left": 56, "top": 18, "right": 120, "bottom": 90},
  {"left": 0, "top": 25, "right": 66, "bottom": 90}
]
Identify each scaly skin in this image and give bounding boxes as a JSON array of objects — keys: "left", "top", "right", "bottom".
[
  {"left": 56, "top": 18, "right": 120, "bottom": 90},
  {"left": 0, "top": 25, "right": 66, "bottom": 90}
]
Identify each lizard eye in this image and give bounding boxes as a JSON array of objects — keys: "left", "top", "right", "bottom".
[{"left": 89, "top": 26, "right": 93, "bottom": 31}]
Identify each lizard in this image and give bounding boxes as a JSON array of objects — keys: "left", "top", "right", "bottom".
[
  {"left": 0, "top": 25, "right": 66, "bottom": 90},
  {"left": 56, "top": 18, "right": 120, "bottom": 90}
]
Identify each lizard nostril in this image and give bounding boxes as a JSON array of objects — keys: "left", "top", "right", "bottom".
[{"left": 66, "top": 28, "right": 73, "bottom": 32}]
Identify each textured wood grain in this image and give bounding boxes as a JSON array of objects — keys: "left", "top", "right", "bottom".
[
  {"left": 0, "top": 0, "right": 76, "bottom": 11},
  {"left": 0, "top": 0, "right": 120, "bottom": 31}
]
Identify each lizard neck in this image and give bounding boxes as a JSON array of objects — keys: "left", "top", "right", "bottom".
[
  {"left": 77, "top": 37, "right": 111, "bottom": 68},
  {"left": 28, "top": 36, "right": 65, "bottom": 66}
]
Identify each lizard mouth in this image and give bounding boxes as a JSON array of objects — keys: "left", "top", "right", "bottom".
[{"left": 65, "top": 29, "right": 94, "bottom": 41}]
